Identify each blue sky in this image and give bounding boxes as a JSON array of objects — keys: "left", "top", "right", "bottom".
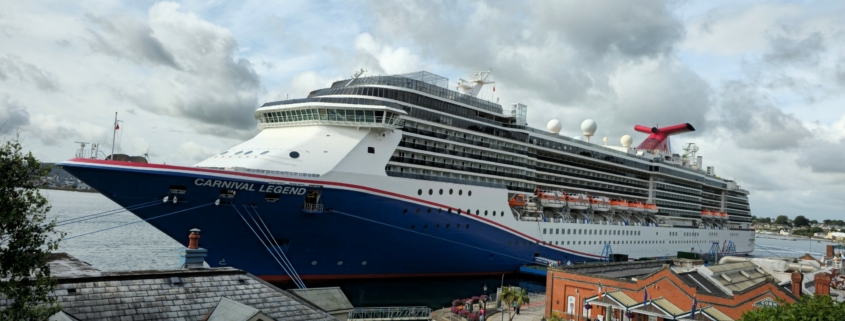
[{"left": 1, "top": 0, "right": 844, "bottom": 220}]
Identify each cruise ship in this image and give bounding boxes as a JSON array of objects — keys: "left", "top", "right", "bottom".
[{"left": 61, "top": 70, "right": 754, "bottom": 284}]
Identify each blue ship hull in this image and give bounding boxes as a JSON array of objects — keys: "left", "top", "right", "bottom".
[{"left": 61, "top": 159, "right": 581, "bottom": 281}]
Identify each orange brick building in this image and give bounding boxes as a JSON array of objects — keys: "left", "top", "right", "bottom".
[{"left": 545, "top": 259, "right": 812, "bottom": 321}]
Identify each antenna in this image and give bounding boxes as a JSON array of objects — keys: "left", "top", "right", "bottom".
[
  {"left": 144, "top": 144, "right": 151, "bottom": 161},
  {"left": 74, "top": 142, "right": 89, "bottom": 158},
  {"left": 345, "top": 68, "right": 367, "bottom": 86}
]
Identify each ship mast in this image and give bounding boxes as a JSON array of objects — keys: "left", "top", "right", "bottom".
[{"left": 111, "top": 112, "right": 117, "bottom": 160}]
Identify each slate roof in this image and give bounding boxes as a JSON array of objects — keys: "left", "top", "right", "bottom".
[
  {"left": 701, "top": 305, "right": 734, "bottom": 321},
  {"left": 289, "top": 287, "right": 354, "bottom": 313},
  {"left": 706, "top": 262, "right": 769, "bottom": 293},
  {"left": 677, "top": 271, "right": 727, "bottom": 296},
  {"left": 3, "top": 266, "right": 336, "bottom": 321}
]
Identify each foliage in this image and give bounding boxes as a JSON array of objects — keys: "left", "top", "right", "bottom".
[
  {"left": 453, "top": 299, "right": 465, "bottom": 307},
  {"left": 740, "top": 295, "right": 845, "bottom": 321},
  {"left": 793, "top": 215, "right": 810, "bottom": 228},
  {"left": 467, "top": 312, "right": 479, "bottom": 321},
  {"left": 499, "top": 287, "right": 529, "bottom": 321},
  {"left": 0, "top": 136, "right": 65, "bottom": 319},
  {"left": 451, "top": 306, "right": 462, "bottom": 314},
  {"left": 774, "top": 215, "right": 791, "bottom": 226},
  {"left": 547, "top": 312, "right": 564, "bottom": 321}
]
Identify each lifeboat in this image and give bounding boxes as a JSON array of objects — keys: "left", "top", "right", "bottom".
[
  {"left": 643, "top": 203, "right": 659, "bottom": 214},
  {"left": 720, "top": 212, "right": 729, "bottom": 220},
  {"left": 610, "top": 199, "right": 629, "bottom": 211},
  {"left": 628, "top": 202, "right": 644, "bottom": 212},
  {"left": 555, "top": 191, "right": 567, "bottom": 202},
  {"left": 701, "top": 210, "right": 712, "bottom": 219},
  {"left": 590, "top": 196, "right": 611, "bottom": 212},
  {"left": 508, "top": 194, "right": 526, "bottom": 207},
  {"left": 566, "top": 194, "right": 590, "bottom": 210},
  {"left": 537, "top": 191, "right": 564, "bottom": 208}
]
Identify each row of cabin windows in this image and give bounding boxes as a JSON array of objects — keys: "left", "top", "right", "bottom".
[
  {"left": 402, "top": 207, "right": 505, "bottom": 217},
  {"left": 542, "top": 228, "right": 642, "bottom": 236}
]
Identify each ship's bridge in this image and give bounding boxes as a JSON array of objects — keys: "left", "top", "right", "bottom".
[{"left": 255, "top": 101, "right": 406, "bottom": 130}]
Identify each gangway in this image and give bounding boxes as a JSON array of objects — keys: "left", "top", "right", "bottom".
[
  {"left": 702, "top": 241, "right": 721, "bottom": 262},
  {"left": 723, "top": 240, "right": 737, "bottom": 257},
  {"left": 347, "top": 306, "right": 431, "bottom": 321},
  {"left": 600, "top": 243, "right": 614, "bottom": 262}
]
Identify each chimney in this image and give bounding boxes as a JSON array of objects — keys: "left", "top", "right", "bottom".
[
  {"left": 696, "top": 156, "right": 703, "bottom": 170},
  {"left": 815, "top": 273, "right": 832, "bottom": 296},
  {"left": 179, "top": 228, "right": 208, "bottom": 269},
  {"left": 791, "top": 271, "right": 803, "bottom": 297},
  {"left": 827, "top": 245, "right": 835, "bottom": 259}
]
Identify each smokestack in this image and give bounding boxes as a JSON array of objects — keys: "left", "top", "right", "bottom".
[
  {"left": 815, "top": 273, "right": 832, "bottom": 296},
  {"left": 180, "top": 228, "right": 207, "bottom": 269},
  {"left": 697, "top": 156, "right": 703, "bottom": 170}
]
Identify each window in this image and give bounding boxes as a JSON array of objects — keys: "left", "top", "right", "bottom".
[
  {"left": 289, "top": 151, "right": 300, "bottom": 159},
  {"left": 449, "top": 189, "right": 454, "bottom": 195},
  {"left": 368, "top": 147, "right": 375, "bottom": 154},
  {"left": 459, "top": 189, "right": 463, "bottom": 195},
  {"left": 439, "top": 189, "right": 443, "bottom": 195},
  {"left": 418, "top": 189, "right": 422, "bottom": 195},
  {"left": 429, "top": 189, "right": 433, "bottom": 195}
]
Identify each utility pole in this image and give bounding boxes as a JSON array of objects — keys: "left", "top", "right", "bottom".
[
  {"left": 500, "top": 274, "right": 505, "bottom": 321},
  {"left": 111, "top": 112, "right": 117, "bottom": 160}
]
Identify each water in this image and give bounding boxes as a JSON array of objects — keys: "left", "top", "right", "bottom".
[
  {"left": 44, "top": 189, "right": 544, "bottom": 308},
  {"left": 47, "top": 189, "right": 833, "bottom": 308}
]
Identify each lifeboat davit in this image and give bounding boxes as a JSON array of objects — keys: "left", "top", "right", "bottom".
[
  {"left": 701, "top": 210, "right": 712, "bottom": 219},
  {"left": 566, "top": 194, "right": 590, "bottom": 210},
  {"left": 643, "top": 203, "right": 659, "bottom": 214},
  {"left": 537, "top": 191, "right": 564, "bottom": 208},
  {"left": 508, "top": 194, "right": 526, "bottom": 207},
  {"left": 590, "top": 196, "right": 611, "bottom": 212},
  {"left": 628, "top": 202, "right": 644, "bottom": 212},
  {"left": 610, "top": 199, "right": 629, "bottom": 211}
]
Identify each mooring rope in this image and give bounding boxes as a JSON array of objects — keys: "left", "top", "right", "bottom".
[
  {"left": 63, "top": 203, "right": 213, "bottom": 241},
  {"left": 232, "top": 205, "right": 305, "bottom": 289},
  {"left": 56, "top": 200, "right": 163, "bottom": 227},
  {"left": 243, "top": 205, "right": 306, "bottom": 289}
]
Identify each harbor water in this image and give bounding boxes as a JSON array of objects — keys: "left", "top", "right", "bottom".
[{"left": 46, "top": 189, "right": 830, "bottom": 308}]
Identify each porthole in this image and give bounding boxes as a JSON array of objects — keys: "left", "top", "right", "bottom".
[
  {"left": 439, "top": 189, "right": 443, "bottom": 195},
  {"left": 501, "top": 212, "right": 504, "bottom": 217},
  {"left": 418, "top": 189, "right": 422, "bottom": 195},
  {"left": 449, "top": 189, "right": 453, "bottom": 195},
  {"left": 427, "top": 208, "right": 432, "bottom": 213},
  {"left": 234, "top": 151, "right": 243, "bottom": 155},
  {"left": 311, "top": 261, "right": 317, "bottom": 265},
  {"left": 416, "top": 208, "right": 420, "bottom": 213},
  {"left": 466, "top": 225, "right": 469, "bottom": 229},
  {"left": 337, "top": 261, "right": 343, "bottom": 265},
  {"left": 411, "top": 225, "right": 415, "bottom": 229},
  {"left": 260, "top": 151, "right": 269, "bottom": 155},
  {"left": 456, "top": 224, "right": 461, "bottom": 228},
  {"left": 484, "top": 210, "right": 488, "bottom": 216},
  {"left": 220, "top": 151, "right": 229, "bottom": 155},
  {"left": 459, "top": 190, "right": 463, "bottom": 195},
  {"left": 475, "top": 210, "right": 479, "bottom": 215},
  {"left": 244, "top": 151, "right": 253, "bottom": 155},
  {"left": 289, "top": 151, "right": 300, "bottom": 158},
  {"left": 429, "top": 189, "right": 433, "bottom": 195},
  {"left": 423, "top": 224, "right": 428, "bottom": 229},
  {"left": 436, "top": 224, "right": 440, "bottom": 228},
  {"left": 362, "top": 261, "right": 367, "bottom": 265},
  {"left": 438, "top": 208, "right": 442, "bottom": 213},
  {"left": 468, "top": 191, "right": 472, "bottom": 196},
  {"left": 446, "top": 223, "right": 451, "bottom": 228},
  {"left": 403, "top": 209, "right": 408, "bottom": 213}
]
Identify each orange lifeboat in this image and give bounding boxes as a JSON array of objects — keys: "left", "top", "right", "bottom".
[
  {"left": 644, "top": 203, "right": 659, "bottom": 214},
  {"left": 610, "top": 199, "right": 629, "bottom": 211},
  {"left": 701, "top": 210, "right": 712, "bottom": 218},
  {"left": 538, "top": 191, "right": 564, "bottom": 208},
  {"left": 628, "top": 202, "right": 644, "bottom": 212},
  {"left": 720, "top": 212, "right": 729, "bottom": 220},
  {"left": 590, "top": 196, "right": 611, "bottom": 212},
  {"left": 508, "top": 194, "right": 526, "bottom": 207}
]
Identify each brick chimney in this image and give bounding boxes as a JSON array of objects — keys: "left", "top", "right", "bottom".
[
  {"left": 791, "top": 271, "right": 803, "bottom": 297},
  {"left": 815, "top": 273, "right": 832, "bottom": 296},
  {"left": 827, "top": 245, "right": 835, "bottom": 259},
  {"left": 180, "top": 228, "right": 208, "bottom": 269}
]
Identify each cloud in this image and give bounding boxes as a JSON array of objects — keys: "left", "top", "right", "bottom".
[
  {"left": 763, "top": 31, "right": 826, "bottom": 66},
  {"left": 171, "top": 141, "right": 219, "bottom": 165},
  {"left": 0, "top": 55, "right": 60, "bottom": 92},
  {"left": 719, "top": 81, "right": 812, "bottom": 150},
  {"left": 353, "top": 33, "right": 422, "bottom": 75},
  {"left": 796, "top": 138, "right": 845, "bottom": 174},
  {"left": 86, "top": 2, "right": 260, "bottom": 131},
  {"left": 0, "top": 93, "right": 30, "bottom": 129}
]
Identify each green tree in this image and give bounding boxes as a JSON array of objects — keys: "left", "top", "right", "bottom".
[
  {"left": 794, "top": 215, "right": 810, "bottom": 227},
  {"left": 500, "top": 287, "right": 530, "bottom": 321},
  {"left": 0, "top": 137, "right": 64, "bottom": 319},
  {"left": 740, "top": 295, "right": 845, "bottom": 320},
  {"left": 810, "top": 219, "right": 819, "bottom": 225},
  {"left": 774, "top": 215, "right": 790, "bottom": 226}
]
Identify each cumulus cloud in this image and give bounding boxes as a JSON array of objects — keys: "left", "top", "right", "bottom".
[
  {"left": 0, "top": 93, "right": 30, "bottom": 129},
  {"left": 719, "top": 81, "right": 812, "bottom": 150},
  {"left": 353, "top": 33, "right": 422, "bottom": 75},
  {"left": 796, "top": 138, "right": 845, "bottom": 174},
  {"left": 172, "top": 141, "right": 219, "bottom": 165},
  {"left": 86, "top": 2, "right": 260, "bottom": 130},
  {"left": 763, "top": 31, "right": 826, "bottom": 66},
  {"left": 0, "top": 55, "right": 60, "bottom": 92}
]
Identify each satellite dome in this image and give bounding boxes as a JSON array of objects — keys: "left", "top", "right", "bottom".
[
  {"left": 621, "top": 135, "right": 633, "bottom": 148},
  {"left": 581, "top": 119, "right": 597, "bottom": 136},
  {"left": 546, "top": 119, "right": 562, "bottom": 134}
]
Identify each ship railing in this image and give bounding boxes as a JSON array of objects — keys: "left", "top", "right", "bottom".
[
  {"left": 302, "top": 203, "right": 324, "bottom": 212},
  {"left": 347, "top": 306, "right": 431, "bottom": 321}
]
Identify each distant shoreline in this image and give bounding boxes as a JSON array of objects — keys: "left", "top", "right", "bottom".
[{"left": 39, "top": 187, "right": 99, "bottom": 193}]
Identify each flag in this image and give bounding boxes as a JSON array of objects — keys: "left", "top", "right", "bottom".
[
  {"left": 643, "top": 289, "right": 649, "bottom": 306},
  {"left": 690, "top": 294, "right": 697, "bottom": 318},
  {"left": 115, "top": 123, "right": 120, "bottom": 130},
  {"left": 493, "top": 86, "right": 496, "bottom": 92},
  {"left": 598, "top": 282, "right": 603, "bottom": 299}
]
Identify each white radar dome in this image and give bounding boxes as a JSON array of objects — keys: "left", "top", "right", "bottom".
[
  {"left": 546, "top": 119, "right": 562, "bottom": 134},
  {"left": 581, "top": 119, "right": 597, "bottom": 136},
  {"left": 621, "top": 135, "right": 633, "bottom": 148}
]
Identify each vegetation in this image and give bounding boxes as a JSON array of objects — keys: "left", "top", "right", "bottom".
[
  {"left": 740, "top": 295, "right": 845, "bottom": 320},
  {"left": 499, "top": 286, "right": 530, "bottom": 321},
  {"left": 793, "top": 215, "right": 810, "bottom": 228},
  {"left": 0, "top": 136, "right": 65, "bottom": 319}
]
